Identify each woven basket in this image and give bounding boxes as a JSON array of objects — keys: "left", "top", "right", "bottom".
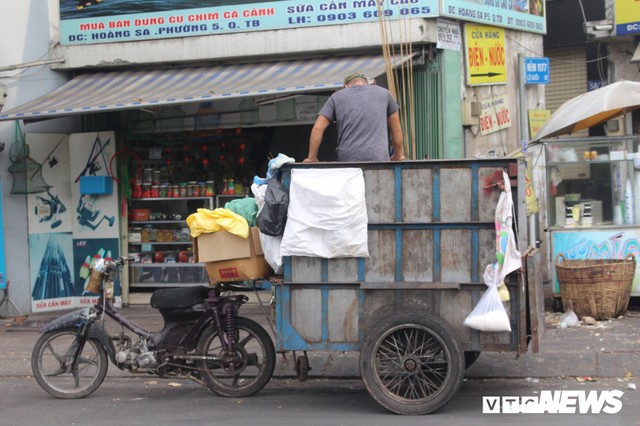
[{"left": 555, "top": 253, "right": 635, "bottom": 320}]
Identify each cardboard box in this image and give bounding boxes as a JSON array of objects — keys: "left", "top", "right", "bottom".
[
  {"left": 194, "top": 227, "right": 272, "bottom": 283},
  {"left": 130, "top": 209, "right": 151, "bottom": 221}
]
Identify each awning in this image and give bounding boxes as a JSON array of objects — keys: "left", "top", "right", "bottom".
[{"left": 0, "top": 54, "right": 412, "bottom": 121}]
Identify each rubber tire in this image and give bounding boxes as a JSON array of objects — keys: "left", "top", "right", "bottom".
[
  {"left": 196, "top": 316, "right": 275, "bottom": 397},
  {"left": 295, "top": 355, "right": 309, "bottom": 382},
  {"left": 31, "top": 328, "right": 108, "bottom": 399},
  {"left": 464, "top": 351, "right": 481, "bottom": 369},
  {"left": 360, "top": 311, "right": 464, "bottom": 415}
]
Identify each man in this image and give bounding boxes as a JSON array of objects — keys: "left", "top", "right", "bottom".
[{"left": 303, "top": 72, "right": 405, "bottom": 163}]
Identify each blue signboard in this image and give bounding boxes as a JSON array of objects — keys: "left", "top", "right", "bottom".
[{"left": 524, "top": 57, "right": 550, "bottom": 85}]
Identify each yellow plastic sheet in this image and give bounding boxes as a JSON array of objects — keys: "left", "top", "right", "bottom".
[{"left": 186, "top": 208, "right": 249, "bottom": 238}]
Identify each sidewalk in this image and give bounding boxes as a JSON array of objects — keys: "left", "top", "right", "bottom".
[{"left": 2, "top": 295, "right": 639, "bottom": 382}]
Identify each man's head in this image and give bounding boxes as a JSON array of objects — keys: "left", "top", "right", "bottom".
[{"left": 343, "top": 72, "right": 368, "bottom": 87}]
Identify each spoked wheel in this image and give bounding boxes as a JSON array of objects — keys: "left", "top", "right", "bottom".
[
  {"left": 196, "top": 317, "right": 275, "bottom": 397},
  {"left": 360, "top": 311, "right": 464, "bottom": 415},
  {"left": 31, "top": 328, "right": 108, "bottom": 399}
]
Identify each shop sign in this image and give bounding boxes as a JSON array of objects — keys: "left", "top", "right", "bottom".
[
  {"left": 524, "top": 57, "right": 549, "bottom": 85},
  {"left": 479, "top": 94, "right": 511, "bottom": 135},
  {"left": 615, "top": 0, "right": 640, "bottom": 35},
  {"left": 58, "top": 0, "right": 438, "bottom": 45},
  {"left": 441, "top": 0, "right": 545, "bottom": 34},
  {"left": 464, "top": 24, "right": 507, "bottom": 86},
  {"left": 527, "top": 109, "right": 550, "bottom": 139},
  {"left": 436, "top": 19, "right": 461, "bottom": 51}
]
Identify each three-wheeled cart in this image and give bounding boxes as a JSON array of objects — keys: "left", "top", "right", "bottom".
[{"left": 271, "top": 158, "right": 544, "bottom": 415}]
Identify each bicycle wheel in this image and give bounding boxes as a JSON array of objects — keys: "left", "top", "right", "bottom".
[
  {"left": 196, "top": 317, "right": 275, "bottom": 397},
  {"left": 360, "top": 311, "right": 464, "bottom": 415},
  {"left": 31, "top": 328, "right": 108, "bottom": 399}
]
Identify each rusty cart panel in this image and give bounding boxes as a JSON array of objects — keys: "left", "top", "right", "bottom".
[
  {"left": 275, "top": 159, "right": 540, "bottom": 352},
  {"left": 271, "top": 158, "right": 543, "bottom": 415}
]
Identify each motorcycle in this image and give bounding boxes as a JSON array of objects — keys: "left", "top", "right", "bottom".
[{"left": 31, "top": 256, "right": 276, "bottom": 399}]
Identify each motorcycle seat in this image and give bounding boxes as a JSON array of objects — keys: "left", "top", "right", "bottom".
[{"left": 150, "top": 285, "right": 210, "bottom": 310}]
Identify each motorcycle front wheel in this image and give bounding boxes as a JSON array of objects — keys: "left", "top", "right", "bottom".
[
  {"left": 196, "top": 317, "right": 275, "bottom": 397},
  {"left": 31, "top": 328, "right": 108, "bottom": 399}
]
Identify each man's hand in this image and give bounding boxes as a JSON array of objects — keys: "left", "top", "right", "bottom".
[
  {"left": 391, "top": 153, "right": 405, "bottom": 161},
  {"left": 306, "top": 115, "right": 330, "bottom": 164}
]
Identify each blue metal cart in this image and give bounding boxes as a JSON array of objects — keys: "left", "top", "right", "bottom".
[{"left": 271, "top": 158, "right": 544, "bottom": 415}]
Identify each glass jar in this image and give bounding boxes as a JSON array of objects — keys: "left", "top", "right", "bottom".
[
  {"left": 141, "top": 183, "right": 151, "bottom": 198},
  {"left": 143, "top": 168, "right": 153, "bottom": 184},
  {"left": 132, "top": 181, "right": 142, "bottom": 198},
  {"left": 141, "top": 227, "right": 151, "bottom": 242},
  {"left": 205, "top": 180, "right": 215, "bottom": 197},
  {"left": 159, "top": 183, "right": 169, "bottom": 198}
]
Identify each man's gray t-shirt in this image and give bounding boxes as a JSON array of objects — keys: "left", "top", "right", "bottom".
[{"left": 319, "top": 85, "right": 398, "bottom": 162}]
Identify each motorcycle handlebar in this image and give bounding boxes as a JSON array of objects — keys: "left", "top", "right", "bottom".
[{"left": 112, "top": 256, "right": 135, "bottom": 267}]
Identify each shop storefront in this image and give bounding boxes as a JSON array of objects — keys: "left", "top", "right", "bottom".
[
  {"left": 0, "top": 53, "right": 430, "bottom": 311},
  {"left": 1, "top": 0, "right": 547, "bottom": 315},
  {"left": 542, "top": 133, "right": 640, "bottom": 298}
]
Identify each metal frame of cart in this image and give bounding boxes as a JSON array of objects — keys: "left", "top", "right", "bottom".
[{"left": 270, "top": 158, "right": 544, "bottom": 415}]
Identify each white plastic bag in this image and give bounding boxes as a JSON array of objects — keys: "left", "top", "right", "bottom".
[
  {"left": 251, "top": 183, "right": 283, "bottom": 274},
  {"left": 463, "top": 285, "right": 511, "bottom": 332},
  {"left": 280, "top": 168, "right": 368, "bottom": 258}
]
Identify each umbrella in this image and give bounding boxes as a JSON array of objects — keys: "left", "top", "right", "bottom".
[{"left": 532, "top": 80, "right": 640, "bottom": 141}]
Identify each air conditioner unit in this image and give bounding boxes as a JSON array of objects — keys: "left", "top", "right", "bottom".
[{"left": 462, "top": 100, "right": 481, "bottom": 126}]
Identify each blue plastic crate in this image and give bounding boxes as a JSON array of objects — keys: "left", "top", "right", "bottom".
[{"left": 79, "top": 175, "right": 113, "bottom": 195}]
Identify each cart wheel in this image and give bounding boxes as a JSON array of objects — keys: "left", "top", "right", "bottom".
[
  {"left": 360, "top": 311, "right": 464, "bottom": 415},
  {"left": 464, "top": 351, "right": 481, "bottom": 369},
  {"left": 294, "top": 353, "right": 310, "bottom": 382}
]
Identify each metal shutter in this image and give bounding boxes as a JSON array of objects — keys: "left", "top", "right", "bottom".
[{"left": 546, "top": 46, "right": 587, "bottom": 111}]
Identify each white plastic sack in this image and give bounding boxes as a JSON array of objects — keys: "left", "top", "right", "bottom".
[
  {"left": 251, "top": 183, "right": 283, "bottom": 274},
  {"left": 463, "top": 285, "right": 511, "bottom": 332},
  {"left": 280, "top": 168, "right": 369, "bottom": 258}
]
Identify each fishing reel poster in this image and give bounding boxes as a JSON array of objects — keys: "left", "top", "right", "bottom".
[{"left": 26, "top": 132, "right": 120, "bottom": 312}]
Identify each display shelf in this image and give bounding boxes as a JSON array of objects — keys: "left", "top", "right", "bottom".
[
  {"left": 216, "top": 194, "right": 248, "bottom": 208},
  {"left": 130, "top": 220, "right": 187, "bottom": 225},
  {"left": 128, "top": 196, "right": 213, "bottom": 288},
  {"left": 544, "top": 136, "right": 640, "bottom": 228},
  {"left": 129, "top": 263, "right": 209, "bottom": 287},
  {"left": 129, "top": 242, "right": 193, "bottom": 246}
]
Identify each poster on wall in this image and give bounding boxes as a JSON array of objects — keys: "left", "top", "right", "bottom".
[
  {"left": 0, "top": 178, "right": 6, "bottom": 290},
  {"left": 25, "top": 134, "right": 72, "bottom": 234},
  {"left": 69, "top": 132, "right": 119, "bottom": 240},
  {"left": 552, "top": 229, "right": 640, "bottom": 297},
  {"left": 479, "top": 94, "right": 511, "bottom": 135},
  {"left": 58, "top": 0, "right": 438, "bottom": 45},
  {"left": 27, "top": 132, "right": 121, "bottom": 313}
]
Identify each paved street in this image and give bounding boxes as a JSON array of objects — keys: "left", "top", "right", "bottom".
[
  {"left": 1, "top": 300, "right": 639, "bottom": 424},
  {"left": 0, "top": 375, "right": 637, "bottom": 425}
]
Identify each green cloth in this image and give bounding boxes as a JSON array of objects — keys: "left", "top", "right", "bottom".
[{"left": 225, "top": 197, "right": 258, "bottom": 227}]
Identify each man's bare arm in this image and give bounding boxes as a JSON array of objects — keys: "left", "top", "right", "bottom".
[
  {"left": 304, "top": 115, "right": 331, "bottom": 163},
  {"left": 388, "top": 111, "right": 405, "bottom": 161}
]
